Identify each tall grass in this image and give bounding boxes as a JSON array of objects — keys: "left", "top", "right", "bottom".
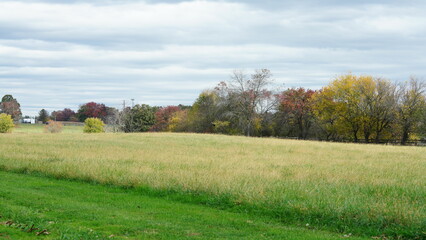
[{"left": 0, "top": 131, "right": 424, "bottom": 238}]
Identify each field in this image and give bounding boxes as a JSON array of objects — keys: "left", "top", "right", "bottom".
[
  {"left": 0, "top": 125, "right": 425, "bottom": 239},
  {"left": 13, "top": 124, "right": 83, "bottom": 134},
  {"left": 0, "top": 171, "right": 367, "bottom": 240}
]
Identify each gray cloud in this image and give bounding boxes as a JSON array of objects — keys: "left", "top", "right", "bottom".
[{"left": 1, "top": 0, "right": 426, "bottom": 115}]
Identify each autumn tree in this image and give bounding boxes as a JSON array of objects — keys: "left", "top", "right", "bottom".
[
  {"left": 316, "top": 74, "right": 365, "bottom": 141},
  {"left": 151, "top": 106, "right": 181, "bottom": 131},
  {"left": 0, "top": 113, "right": 14, "bottom": 133},
  {"left": 167, "top": 109, "right": 189, "bottom": 132},
  {"left": 311, "top": 88, "right": 341, "bottom": 140},
  {"left": 77, "top": 102, "right": 107, "bottom": 122},
  {"left": 51, "top": 108, "right": 76, "bottom": 121},
  {"left": 312, "top": 74, "right": 395, "bottom": 142},
  {"left": 0, "top": 95, "right": 22, "bottom": 121},
  {"left": 277, "top": 88, "right": 316, "bottom": 139}
]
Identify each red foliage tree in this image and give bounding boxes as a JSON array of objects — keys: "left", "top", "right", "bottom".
[
  {"left": 77, "top": 102, "right": 107, "bottom": 122},
  {"left": 150, "top": 106, "right": 181, "bottom": 131},
  {"left": 51, "top": 108, "right": 76, "bottom": 121},
  {"left": 278, "top": 88, "right": 316, "bottom": 139}
]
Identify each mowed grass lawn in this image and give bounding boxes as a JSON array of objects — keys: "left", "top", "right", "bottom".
[
  {"left": 0, "top": 125, "right": 425, "bottom": 239},
  {"left": 0, "top": 171, "right": 367, "bottom": 240}
]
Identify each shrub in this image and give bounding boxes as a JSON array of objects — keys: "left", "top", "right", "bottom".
[
  {"left": 44, "top": 120, "right": 63, "bottom": 133},
  {"left": 84, "top": 118, "right": 105, "bottom": 133},
  {"left": 0, "top": 113, "right": 14, "bottom": 133}
]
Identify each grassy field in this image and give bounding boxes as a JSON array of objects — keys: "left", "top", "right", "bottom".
[
  {"left": 13, "top": 124, "right": 83, "bottom": 133},
  {"left": 0, "top": 125, "right": 425, "bottom": 239},
  {"left": 0, "top": 171, "right": 366, "bottom": 240}
]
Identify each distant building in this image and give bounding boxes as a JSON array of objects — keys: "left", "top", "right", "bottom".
[{"left": 22, "top": 118, "right": 36, "bottom": 124}]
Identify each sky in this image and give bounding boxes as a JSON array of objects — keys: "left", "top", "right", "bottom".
[{"left": 1, "top": 0, "right": 426, "bottom": 116}]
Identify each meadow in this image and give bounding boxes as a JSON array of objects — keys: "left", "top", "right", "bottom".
[{"left": 0, "top": 124, "right": 425, "bottom": 239}]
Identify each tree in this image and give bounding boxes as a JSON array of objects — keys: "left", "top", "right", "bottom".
[
  {"left": 167, "top": 109, "right": 189, "bottom": 132},
  {"left": 312, "top": 74, "right": 385, "bottom": 142},
  {"left": 277, "top": 88, "right": 316, "bottom": 139},
  {"left": 77, "top": 102, "right": 107, "bottom": 122},
  {"left": 123, "top": 104, "right": 156, "bottom": 132},
  {"left": 357, "top": 78, "right": 398, "bottom": 143},
  {"left": 396, "top": 77, "right": 426, "bottom": 145},
  {"left": 83, "top": 118, "right": 105, "bottom": 133},
  {"left": 0, "top": 113, "right": 14, "bottom": 133},
  {"left": 0, "top": 95, "right": 22, "bottom": 121},
  {"left": 187, "top": 91, "right": 222, "bottom": 133},
  {"left": 102, "top": 107, "right": 123, "bottom": 132},
  {"left": 38, "top": 109, "right": 50, "bottom": 123},
  {"left": 311, "top": 88, "right": 341, "bottom": 141},
  {"left": 51, "top": 108, "right": 76, "bottom": 121},
  {"left": 151, "top": 106, "right": 181, "bottom": 131},
  {"left": 223, "top": 69, "right": 276, "bottom": 136}
]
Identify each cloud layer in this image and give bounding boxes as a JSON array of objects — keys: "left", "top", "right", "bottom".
[{"left": 1, "top": 0, "right": 426, "bottom": 115}]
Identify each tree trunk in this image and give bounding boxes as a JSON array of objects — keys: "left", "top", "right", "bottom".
[
  {"left": 401, "top": 129, "right": 409, "bottom": 145},
  {"left": 353, "top": 130, "right": 359, "bottom": 143}
]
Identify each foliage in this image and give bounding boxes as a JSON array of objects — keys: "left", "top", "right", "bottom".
[
  {"left": 212, "top": 120, "right": 230, "bottom": 134},
  {"left": 0, "top": 113, "right": 14, "bottom": 133},
  {"left": 276, "top": 88, "right": 316, "bottom": 139},
  {"left": 44, "top": 120, "right": 63, "bottom": 133},
  {"left": 167, "top": 109, "right": 189, "bottom": 132},
  {"left": 83, "top": 118, "right": 105, "bottom": 133},
  {"left": 311, "top": 74, "right": 406, "bottom": 143},
  {"left": 51, "top": 108, "right": 76, "bottom": 121},
  {"left": 187, "top": 91, "right": 221, "bottom": 133},
  {"left": 37, "top": 109, "right": 50, "bottom": 123},
  {"left": 151, "top": 106, "right": 181, "bottom": 131},
  {"left": 225, "top": 69, "right": 276, "bottom": 136},
  {"left": 77, "top": 102, "right": 107, "bottom": 122},
  {"left": 123, "top": 104, "right": 155, "bottom": 132},
  {"left": 0, "top": 95, "right": 22, "bottom": 121}
]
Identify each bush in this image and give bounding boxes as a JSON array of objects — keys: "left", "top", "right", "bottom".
[
  {"left": 84, "top": 118, "right": 105, "bottom": 133},
  {"left": 0, "top": 113, "right": 14, "bottom": 133},
  {"left": 44, "top": 120, "right": 63, "bottom": 133}
]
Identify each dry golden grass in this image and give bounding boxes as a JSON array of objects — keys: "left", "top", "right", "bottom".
[{"left": 0, "top": 130, "right": 424, "bottom": 238}]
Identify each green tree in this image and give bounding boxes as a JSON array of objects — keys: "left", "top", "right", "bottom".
[
  {"left": 123, "top": 104, "right": 156, "bottom": 132},
  {"left": 0, "top": 113, "right": 14, "bottom": 133},
  {"left": 187, "top": 91, "right": 221, "bottom": 133},
  {"left": 38, "top": 109, "right": 50, "bottom": 123}
]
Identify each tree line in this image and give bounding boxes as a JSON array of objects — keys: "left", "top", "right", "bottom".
[{"left": 2, "top": 70, "right": 425, "bottom": 144}]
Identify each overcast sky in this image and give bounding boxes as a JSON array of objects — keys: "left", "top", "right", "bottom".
[{"left": 1, "top": 0, "right": 426, "bottom": 116}]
